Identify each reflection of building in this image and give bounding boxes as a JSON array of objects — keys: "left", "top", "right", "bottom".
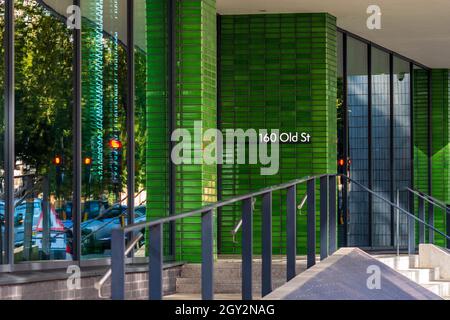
[{"left": 0, "top": 0, "right": 449, "bottom": 300}]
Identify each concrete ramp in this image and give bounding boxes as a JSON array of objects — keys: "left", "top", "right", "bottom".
[{"left": 264, "top": 248, "right": 442, "bottom": 300}]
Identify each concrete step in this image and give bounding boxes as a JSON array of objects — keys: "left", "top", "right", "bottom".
[
  {"left": 180, "top": 263, "right": 307, "bottom": 280},
  {"left": 376, "top": 254, "right": 450, "bottom": 299},
  {"left": 377, "top": 255, "right": 419, "bottom": 270},
  {"left": 397, "top": 268, "right": 440, "bottom": 283},
  {"left": 176, "top": 278, "right": 286, "bottom": 294},
  {"left": 421, "top": 282, "right": 450, "bottom": 297}
]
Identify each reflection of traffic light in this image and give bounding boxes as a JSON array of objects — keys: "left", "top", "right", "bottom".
[
  {"left": 53, "top": 155, "right": 62, "bottom": 166},
  {"left": 108, "top": 138, "right": 122, "bottom": 149},
  {"left": 84, "top": 156, "right": 92, "bottom": 200},
  {"left": 53, "top": 155, "right": 63, "bottom": 190},
  {"left": 84, "top": 157, "right": 92, "bottom": 166}
]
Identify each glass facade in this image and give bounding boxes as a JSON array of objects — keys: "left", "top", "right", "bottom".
[
  {"left": 346, "top": 36, "right": 370, "bottom": 247},
  {"left": 371, "top": 47, "right": 391, "bottom": 247},
  {"left": 80, "top": 0, "right": 128, "bottom": 259},
  {"left": 339, "top": 33, "right": 421, "bottom": 249},
  {"left": 393, "top": 57, "right": 412, "bottom": 247},
  {"left": 0, "top": 2, "right": 439, "bottom": 269}
]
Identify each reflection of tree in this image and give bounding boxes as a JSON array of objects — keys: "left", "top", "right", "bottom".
[{"left": 0, "top": 1, "right": 148, "bottom": 202}]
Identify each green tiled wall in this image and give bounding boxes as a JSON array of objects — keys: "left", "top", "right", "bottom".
[
  {"left": 146, "top": 0, "right": 171, "bottom": 253},
  {"left": 219, "top": 13, "right": 337, "bottom": 255},
  {"left": 430, "top": 69, "right": 450, "bottom": 247},
  {"left": 413, "top": 68, "right": 430, "bottom": 242},
  {"left": 413, "top": 68, "right": 429, "bottom": 195},
  {"left": 146, "top": 0, "right": 217, "bottom": 262}
]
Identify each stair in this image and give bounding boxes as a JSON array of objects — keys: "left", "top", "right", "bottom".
[
  {"left": 376, "top": 255, "right": 450, "bottom": 300},
  {"left": 174, "top": 257, "right": 308, "bottom": 299}
]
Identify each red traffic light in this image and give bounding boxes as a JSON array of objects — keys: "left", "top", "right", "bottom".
[
  {"left": 108, "top": 139, "right": 122, "bottom": 150},
  {"left": 53, "top": 156, "right": 62, "bottom": 166},
  {"left": 338, "top": 158, "right": 345, "bottom": 167},
  {"left": 84, "top": 157, "right": 92, "bottom": 165}
]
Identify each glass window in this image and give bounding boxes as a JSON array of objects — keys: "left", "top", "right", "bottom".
[
  {"left": 347, "top": 37, "right": 369, "bottom": 247},
  {"left": 371, "top": 47, "right": 391, "bottom": 247},
  {"left": 81, "top": 0, "right": 127, "bottom": 258},
  {"left": 133, "top": 0, "right": 148, "bottom": 257},
  {"left": 393, "top": 57, "right": 411, "bottom": 246},
  {"left": 14, "top": 0, "right": 74, "bottom": 262},
  {"left": 0, "top": 2, "right": 4, "bottom": 264}
]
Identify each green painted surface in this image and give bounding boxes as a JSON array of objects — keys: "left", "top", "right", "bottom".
[
  {"left": 413, "top": 67, "right": 430, "bottom": 242},
  {"left": 219, "top": 13, "right": 337, "bottom": 255},
  {"left": 146, "top": 0, "right": 217, "bottom": 262},
  {"left": 430, "top": 69, "right": 450, "bottom": 247}
]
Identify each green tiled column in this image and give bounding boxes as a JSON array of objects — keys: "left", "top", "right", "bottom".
[
  {"left": 219, "top": 13, "right": 337, "bottom": 255},
  {"left": 174, "top": 0, "right": 217, "bottom": 262},
  {"left": 430, "top": 69, "right": 450, "bottom": 246},
  {"left": 146, "top": 0, "right": 217, "bottom": 262}
]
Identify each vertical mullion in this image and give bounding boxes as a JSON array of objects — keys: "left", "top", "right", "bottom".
[
  {"left": 390, "top": 53, "right": 395, "bottom": 247},
  {"left": 342, "top": 32, "right": 348, "bottom": 247},
  {"left": 216, "top": 14, "right": 222, "bottom": 254},
  {"left": 368, "top": 44, "right": 373, "bottom": 248},
  {"left": 4, "top": 0, "right": 14, "bottom": 266},
  {"left": 261, "top": 192, "right": 272, "bottom": 296},
  {"left": 72, "top": 0, "right": 82, "bottom": 262},
  {"left": 126, "top": 0, "right": 136, "bottom": 254},
  {"left": 286, "top": 185, "right": 296, "bottom": 281},
  {"left": 408, "top": 63, "right": 415, "bottom": 253}
]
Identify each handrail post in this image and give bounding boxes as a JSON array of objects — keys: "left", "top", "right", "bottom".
[
  {"left": 149, "top": 223, "right": 163, "bottom": 300},
  {"left": 242, "top": 198, "right": 253, "bottom": 300},
  {"left": 201, "top": 210, "right": 214, "bottom": 300},
  {"left": 307, "top": 178, "right": 316, "bottom": 268},
  {"left": 111, "top": 228, "right": 125, "bottom": 300},
  {"left": 286, "top": 185, "right": 297, "bottom": 281},
  {"left": 428, "top": 202, "right": 434, "bottom": 244},
  {"left": 261, "top": 192, "right": 272, "bottom": 296},
  {"left": 320, "top": 176, "right": 328, "bottom": 260},
  {"left": 447, "top": 205, "right": 450, "bottom": 249},
  {"left": 396, "top": 189, "right": 400, "bottom": 256},
  {"left": 418, "top": 196, "right": 425, "bottom": 244},
  {"left": 408, "top": 191, "right": 415, "bottom": 255},
  {"left": 328, "top": 175, "right": 337, "bottom": 254}
]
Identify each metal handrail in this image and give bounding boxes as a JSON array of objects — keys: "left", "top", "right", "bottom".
[
  {"left": 230, "top": 192, "right": 308, "bottom": 243},
  {"left": 341, "top": 175, "right": 450, "bottom": 241},
  {"left": 95, "top": 231, "right": 144, "bottom": 298},
  {"left": 110, "top": 173, "right": 332, "bottom": 300},
  {"left": 120, "top": 175, "right": 327, "bottom": 234},
  {"left": 405, "top": 187, "right": 448, "bottom": 211},
  {"left": 110, "top": 173, "right": 449, "bottom": 300},
  {"left": 401, "top": 186, "right": 450, "bottom": 251}
]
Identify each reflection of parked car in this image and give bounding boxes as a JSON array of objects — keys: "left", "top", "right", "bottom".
[
  {"left": 1, "top": 199, "right": 67, "bottom": 259},
  {"left": 83, "top": 200, "right": 109, "bottom": 221},
  {"left": 81, "top": 205, "right": 146, "bottom": 254}
]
